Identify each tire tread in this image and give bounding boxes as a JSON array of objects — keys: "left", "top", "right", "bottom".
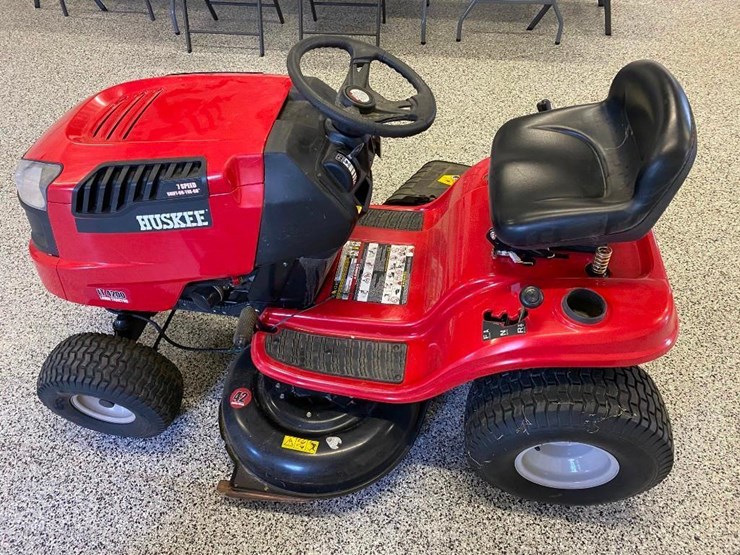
[
  {"left": 465, "top": 366, "right": 674, "bottom": 501},
  {"left": 37, "top": 333, "right": 183, "bottom": 437}
]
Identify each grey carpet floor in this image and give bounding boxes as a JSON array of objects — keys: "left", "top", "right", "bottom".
[{"left": 1, "top": 0, "right": 738, "bottom": 553}]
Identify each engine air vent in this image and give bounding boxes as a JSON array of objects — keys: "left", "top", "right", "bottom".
[
  {"left": 72, "top": 159, "right": 206, "bottom": 216},
  {"left": 90, "top": 89, "right": 162, "bottom": 142}
]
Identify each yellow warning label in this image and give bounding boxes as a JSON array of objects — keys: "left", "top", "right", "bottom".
[
  {"left": 437, "top": 174, "right": 460, "bottom": 186},
  {"left": 281, "top": 435, "right": 320, "bottom": 454}
]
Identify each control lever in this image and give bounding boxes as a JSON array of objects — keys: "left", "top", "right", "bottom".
[{"left": 233, "top": 306, "right": 259, "bottom": 350}]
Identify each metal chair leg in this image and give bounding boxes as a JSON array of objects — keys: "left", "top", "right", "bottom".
[
  {"left": 144, "top": 0, "right": 155, "bottom": 20},
  {"left": 204, "top": 0, "right": 219, "bottom": 20},
  {"left": 299, "top": 0, "right": 304, "bottom": 39},
  {"left": 420, "top": 0, "right": 428, "bottom": 44},
  {"left": 170, "top": 0, "right": 180, "bottom": 33},
  {"left": 526, "top": 4, "right": 551, "bottom": 30},
  {"left": 182, "top": 0, "right": 192, "bottom": 52},
  {"left": 93, "top": 0, "right": 108, "bottom": 11},
  {"left": 59, "top": 0, "right": 69, "bottom": 15},
  {"left": 603, "top": 0, "right": 611, "bottom": 35},
  {"left": 456, "top": 0, "right": 478, "bottom": 42},
  {"left": 381, "top": 0, "right": 386, "bottom": 24},
  {"left": 552, "top": 1, "right": 563, "bottom": 44},
  {"left": 34, "top": 0, "right": 40, "bottom": 8},
  {"left": 375, "top": 0, "right": 382, "bottom": 45},
  {"left": 598, "top": 0, "right": 603, "bottom": 6},
  {"left": 272, "top": 0, "right": 284, "bottom": 24},
  {"left": 308, "top": 0, "right": 317, "bottom": 21},
  {"left": 257, "top": 0, "right": 264, "bottom": 55}
]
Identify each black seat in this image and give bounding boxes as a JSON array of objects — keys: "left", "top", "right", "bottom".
[{"left": 489, "top": 60, "right": 697, "bottom": 250}]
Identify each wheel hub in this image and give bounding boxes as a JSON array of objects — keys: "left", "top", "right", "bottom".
[
  {"left": 70, "top": 394, "right": 136, "bottom": 424},
  {"left": 514, "top": 441, "right": 620, "bottom": 489}
]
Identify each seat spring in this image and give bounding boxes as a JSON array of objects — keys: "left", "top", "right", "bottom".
[{"left": 591, "top": 246, "right": 613, "bottom": 276}]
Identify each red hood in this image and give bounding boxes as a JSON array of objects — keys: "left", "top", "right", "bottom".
[{"left": 25, "top": 73, "right": 292, "bottom": 201}]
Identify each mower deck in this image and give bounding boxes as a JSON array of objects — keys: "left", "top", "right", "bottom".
[{"left": 252, "top": 159, "right": 678, "bottom": 403}]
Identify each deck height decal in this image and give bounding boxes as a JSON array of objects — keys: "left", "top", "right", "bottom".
[{"left": 332, "top": 241, "right": 414, "bottom": 305}]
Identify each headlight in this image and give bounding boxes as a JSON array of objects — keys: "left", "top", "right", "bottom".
[{"left": 14, "top": 159, "right": 62, "bottom": 210}]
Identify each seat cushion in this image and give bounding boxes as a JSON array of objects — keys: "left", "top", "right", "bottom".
[
  {"left": 489, "top": 60, "right": 697, "bottom": 250},
  {"left": 490, "top": 102, "right": 642, "bottom": 249}
]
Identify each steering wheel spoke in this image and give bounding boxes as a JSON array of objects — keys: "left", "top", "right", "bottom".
[
  {"left": 343, "top": 58, "right": 372, "bottom": 90},
  {"left": 370, "top": 96, "right": 419, "bottom": 123}
]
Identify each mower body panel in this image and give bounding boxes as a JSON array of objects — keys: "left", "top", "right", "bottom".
[
  {"left": 251, "top": 160, "right": 679, "bottom": 403},
  {"left": 21, "top": 73, "right": 679, "bottom": 402},
  {"left": 24, "top": 73, "right": 295, "bottom": 311},
  {"left": 26, "top": 73, "right": 292, "bottom": 200}
]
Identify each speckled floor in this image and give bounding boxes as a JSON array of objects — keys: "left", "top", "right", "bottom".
[{"left": 1, "top": 0, "right": 738, "bottom": 553}]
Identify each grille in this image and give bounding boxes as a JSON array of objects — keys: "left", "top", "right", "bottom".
[{"left": 72, "top": 160, "right": 204, "bottom": 215}]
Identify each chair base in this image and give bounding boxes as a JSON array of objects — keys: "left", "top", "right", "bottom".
[
  {"left": 175, "top": 0, "right": 284, "bottom": 56},
  {"left": 455, "top": 0, "right": 612, "bottom": 44},
  {"left": 299, "top": 0, "right": 385, "bottom": 47}
]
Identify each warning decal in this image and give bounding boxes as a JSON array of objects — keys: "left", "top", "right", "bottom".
[
  {"left": 332, "top": 241, "right": 414, "bottom": 305},
  {"left": 437, "top": 174, "right": 460, "bottom": 186},
  {"left": 281, "top": 435, "right": 320, "bottom": 454}
]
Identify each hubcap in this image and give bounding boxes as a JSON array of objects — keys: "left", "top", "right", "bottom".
[
  {"left": 514, "top": 441, "right": 620, "bottom": 489},
  {"left": 70, "top": 394, "right": 136, "bottom": 424}
]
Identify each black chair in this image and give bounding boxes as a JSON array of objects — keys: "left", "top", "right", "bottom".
[
  {"left": 171, "top": 0, "right": 284, "bottom": 55},
  {"left": 489, "top": 60, "right": 697, "bottom": 250}
]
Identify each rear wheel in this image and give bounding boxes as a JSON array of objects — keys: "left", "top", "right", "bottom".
[
  {"left": 464, "top": 366, "right": 673, "bottom": 505},
  {"left": 38, "top": 333, "right": 183, "bottom": 438}
]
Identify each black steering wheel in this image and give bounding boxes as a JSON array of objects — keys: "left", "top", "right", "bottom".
[{"left": 286, "top": 36, "right": 437, "bottom": 138}]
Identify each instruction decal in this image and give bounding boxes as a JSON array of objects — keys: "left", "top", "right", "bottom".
[
  {"left": 482, "top": 310, "right": 528, "bottom": 341},
  {"left": 482, "top": 320, "right": 527, "bottom": 341},
  {"left": 281, "top": 435, "right": 320, "bottom": 455},
  {"left": 332, "top": 241, "right": 414, "bottom": 305}
]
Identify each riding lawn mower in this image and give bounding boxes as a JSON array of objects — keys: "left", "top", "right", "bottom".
[{"left": 15, "top": 37, "right": 696, "bottom": 505}]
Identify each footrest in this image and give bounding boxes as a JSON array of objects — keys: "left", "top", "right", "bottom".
[
  {"left": 384, "top": 160, "right": 470, "bottom": 206},
  {"left": 359, "top": 209, "right": 424, "bottom": 231},
  {"left": 264, "top": 329, "right": 407, "bottom": 383}
]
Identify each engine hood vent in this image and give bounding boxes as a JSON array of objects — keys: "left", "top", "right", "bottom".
[{"left": 88, "top": 89, "right": 162, "bottom": 142}]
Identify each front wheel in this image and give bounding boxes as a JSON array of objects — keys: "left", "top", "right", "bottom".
[
  {"left": 464, "top": 366, "right": 673, "bottom": 505},
  {"left": 38, "top": 333, "right": 183, "bottom": 438}
]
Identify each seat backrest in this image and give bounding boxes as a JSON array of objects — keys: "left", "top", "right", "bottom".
[{"left": 606, "top": 61, "right": 697, "bottom": 211}]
